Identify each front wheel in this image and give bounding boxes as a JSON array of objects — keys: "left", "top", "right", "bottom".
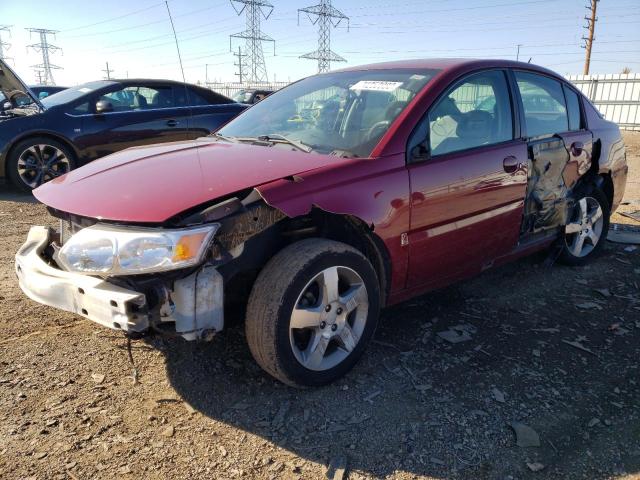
[
  {"left": 7, "top": 137, "right": 76, "bottom": 193},
  {"left": 558, "top": 188, "right": 610, "bottom": 266},
  {"left": 245, "top": 238, "right": 380, "bottom": 387}
]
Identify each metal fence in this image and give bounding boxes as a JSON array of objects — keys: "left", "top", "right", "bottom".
[
  {"left": 566, "top": 73, "right": 640, "bottom": 131},
  {"left": 207, "top": 81, "right": 290, "bottom": 100}
]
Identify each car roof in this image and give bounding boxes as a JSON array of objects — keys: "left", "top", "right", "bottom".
[{"left": 334, "top": 58, "right": 563, "bottom": 79}]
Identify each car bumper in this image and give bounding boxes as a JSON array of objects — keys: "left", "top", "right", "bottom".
[{"left": 15, "top": 226, "right": 150, "bottom": 333}]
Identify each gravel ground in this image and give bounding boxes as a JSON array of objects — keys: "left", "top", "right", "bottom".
[{"left": 0, "top": 132, "right": 639, "bottom": 480}]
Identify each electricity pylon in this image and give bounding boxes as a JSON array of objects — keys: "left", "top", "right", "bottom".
[
  {"left": 298, "top": 0, "right": 349, "bottom": 73},
  {"left": 229, "top": 0, "right": 275, "bottom": 83},
  {"left": 26, "top": 28, "right": 62, "bottom": 85}
]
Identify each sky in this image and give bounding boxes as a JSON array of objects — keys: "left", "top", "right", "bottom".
[{"left": 1, "top": 0, "right": 639, "bottom": 87}]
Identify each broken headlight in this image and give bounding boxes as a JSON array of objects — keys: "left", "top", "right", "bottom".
[{"left": 57, "top": 224, "right": 219, "bottom": 275}]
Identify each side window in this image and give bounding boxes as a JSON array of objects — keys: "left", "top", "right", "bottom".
[
  {"left": 428, "top": 70, "right": 513, "bottom": 156},
  {"left": 99, "top": 85, "right": 174, "bottom": 111},
  {"left": 563, "top": 85, "right": 582, "bottom": 131},
  {"left": 176, "top": 88, "right": 207, "bottom": 107},
  {"left": 515, "top": 72, "right": 569, "bottom": 137}
]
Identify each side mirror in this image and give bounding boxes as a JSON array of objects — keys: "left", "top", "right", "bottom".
[
  {"left": 95, "top": 100, "right": 113, "bottom": 114},
  {"left": 411, "top": 142, "right": 430, "bottom": 162}
]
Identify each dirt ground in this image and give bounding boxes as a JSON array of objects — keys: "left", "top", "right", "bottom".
[{"left": 0, "top": 133, "right": 639, "bottom": 480}]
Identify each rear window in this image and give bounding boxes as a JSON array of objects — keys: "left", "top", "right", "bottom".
[
  {"left": 563, "top": 85, "right": 582, "bottom": 131},
  {"left": 515, "top": 71, "right": 569, "bottom": 138}
]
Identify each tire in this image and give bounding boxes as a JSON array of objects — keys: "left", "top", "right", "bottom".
[
  {"left": 7, "top": 137, "right": 76, "bottom": 193},
  {"left": 245, "top": 238, "right": 380, "bottom": 387},
  {"left": 558, "top": 187, "right": 610, "bottom": 266}
]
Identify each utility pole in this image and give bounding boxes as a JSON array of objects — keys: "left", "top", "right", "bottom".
[
  {"left": 233, "top": 47, "right": 246, "bottom": 84},
  {"left": 26, "top": 28, "right": 62, "bottom": 85},
  {"left": 298, "top": 0, "right": 349, "bottom": 73},
  {"left": 582, "top": 0, "right": 599, "bottom": 75},
  {"left": 229, "top": 0, "right": 275, "bottom": 83},
  {"left": 516, "top": 44, "right": 523, "bottom": 61},
  {"left": 0, "top": 25, "right": 13, "bottom": 64},
  {"left": 102, "top": 61, "right": 114, "bottom": 80}
]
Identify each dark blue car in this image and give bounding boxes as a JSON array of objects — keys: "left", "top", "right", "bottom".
[{"left": 0, "top": 61, "right": 246, "bottom": 192}]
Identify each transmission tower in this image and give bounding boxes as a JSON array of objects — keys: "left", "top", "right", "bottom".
[
  {"left": 298, "top": 0, "right": 349, "bottom": 73},
  {"left": 26, "top": 28, "right": 62, "bottom": 85},
  {"left": 0, "top": 26, "right": 13, "bottom": 64},
  {"left": 229, "top": 0, "right": 275, "bottom": 83},
  {"left": 582, "top": 0, "right": 599, "bottom": 75}
]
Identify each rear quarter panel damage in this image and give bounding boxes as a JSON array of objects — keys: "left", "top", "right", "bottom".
[{"left": 255, "top": 153, "right": 411, "bottom": 295}]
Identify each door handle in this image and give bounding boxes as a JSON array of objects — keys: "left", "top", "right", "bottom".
[
  {"left": 166, "top": 119, "right": 179, "bottom": 127},
  {"left": 570, "top": 141, "right": 584, "bottom": 157},
  {"left": 503, "top": 156, "right": 521, "bottom": 173}
]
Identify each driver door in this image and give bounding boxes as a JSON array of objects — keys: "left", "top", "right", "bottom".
[{"left": 406, "top": 69, "right": 528, "bottom": 289}]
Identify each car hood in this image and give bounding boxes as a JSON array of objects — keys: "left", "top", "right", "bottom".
[
  {"left": 0, "top": 59, "right": 43, "bottom": 110},
  {"left": 34, "top": 138, "right": 349, "bottom": 223}
]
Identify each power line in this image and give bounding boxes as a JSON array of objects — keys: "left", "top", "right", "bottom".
[
  {"left": 582, "top": 0, "right": 599, "bottom": 75},
  {"left": 229, "top": 0, "right": 275, "bottom": 83},
  {"left": 298, "top": 0, "right": 349, "bottom": 73},
  {"left": 62, "top": 2, "right": 164, "bottom": 32},
  {"left": 26, "top": 28, "right": 62, "bottom": 86}
]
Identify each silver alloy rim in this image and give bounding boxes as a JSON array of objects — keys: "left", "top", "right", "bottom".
[
  {"left": 17, "top": 144, "right": 71, "bottom": 189},
  {"left": 289, "top": 266, "right": 369, "bottom": 371},
  {"left": 564, "top": 196, "right": 604, "bottom": 258}
]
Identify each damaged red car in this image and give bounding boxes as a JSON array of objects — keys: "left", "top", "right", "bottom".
[{"left": 16, "top": 59, "right": 627, "bottom": 387}]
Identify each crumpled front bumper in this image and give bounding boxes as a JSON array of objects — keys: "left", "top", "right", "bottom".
[
  {"left": 15, "top": 226, "right": 149, "bottom": 332},
  {"left": 15, "top": 226, "right": 225, "bottom": 340}
]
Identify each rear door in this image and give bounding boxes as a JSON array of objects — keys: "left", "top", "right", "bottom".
[
  {"left": 176, "top": 87, "right": 247, "bottom": 139},
  {"left": 406, "top": 69, "right": 528, "bottom": 289},
  {"left": 513, "top": 71, "right": 593, "bottom": 233},
  {"left": 76, "top": 83, "right": 191, "bottom": 159}
]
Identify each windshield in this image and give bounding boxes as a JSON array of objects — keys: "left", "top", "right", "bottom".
[
  {"left": 218, "top": 69, "right": 439, "bottom": 158},
  {"left": 41, "top": 81, "right": 114, "bottom": 108}
]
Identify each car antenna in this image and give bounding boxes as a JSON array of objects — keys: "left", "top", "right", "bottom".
[{"left": 165, "top": 0, "right": 191, "bottom": 137}]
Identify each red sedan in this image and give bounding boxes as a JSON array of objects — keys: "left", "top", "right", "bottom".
[{"left": 16, "top": 59, "right": 627, "bottom": 387}]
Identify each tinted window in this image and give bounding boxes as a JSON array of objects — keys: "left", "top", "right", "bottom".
[
  {"left": 564, "top": 85, "right": 582, "bottom": 131},
  {"left": 428, "top": 70, "right": 513, "bottom": 156},
  {"left": 175, "top": 87, "right": 231, "bottom": 106},
  {"left": 515, "top": 72, "right": 568, "bottom": 137},
  {"left": 100, "top": 85, "right": 173, "bottom": 111}
]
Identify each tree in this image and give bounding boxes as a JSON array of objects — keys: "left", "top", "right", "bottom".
[{"left": 621, "top": 67, "right": 631, "bottom": 74}]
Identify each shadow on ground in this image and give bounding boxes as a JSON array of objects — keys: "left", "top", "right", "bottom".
[
  {"left": 160, "top": 244, "right": 640, "bottom": 479},
  {"left": 0, "top": 184, "right": 37, "bottom": 204}
]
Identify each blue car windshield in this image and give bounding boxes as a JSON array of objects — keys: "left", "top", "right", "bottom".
[{"left": 41, "top": 81, "right": 115, "bottom": 108}]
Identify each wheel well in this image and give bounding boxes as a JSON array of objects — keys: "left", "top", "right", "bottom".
[
  {"left": 600, "top": 172, "right": 614, "bottom": 209},
  {"left": 219, "top": 207, "right": 392, "bottom": 309},
  {"left": 4, "top": 133, "right": 78, "bottom": 184}
]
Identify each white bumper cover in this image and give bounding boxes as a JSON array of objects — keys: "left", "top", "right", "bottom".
[
  {"left": 15, "top": 226, "right": 225, "bottom": 340},
  {"left": 15, "top": 226, "right": 149, "bottom": 332}
]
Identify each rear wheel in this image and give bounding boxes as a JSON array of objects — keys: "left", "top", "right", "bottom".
[
  {"left": 245, "top": 238, "right": 380, "bottom": 387},
  {"left": 7, "top": 137, "right": 76, "bottom": 193},
  {"left": 559, "top": 188, "right": 609, "bottom": 266}
]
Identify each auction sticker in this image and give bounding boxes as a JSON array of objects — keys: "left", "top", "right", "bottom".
[{"left": 349, "top": 81, "right": 403, "bottom": 92}]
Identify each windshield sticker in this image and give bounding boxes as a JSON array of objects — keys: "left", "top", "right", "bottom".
[
  {"left": 349, "top": 81, "right": 404, "bottom": 92},
  {"left": 78, "top": 87, "right": 93, "bottom": 93},
  {"left": 410, "top": 74, "right": 426, "bottom": 80}
]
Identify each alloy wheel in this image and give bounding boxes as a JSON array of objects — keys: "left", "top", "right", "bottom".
[
  {"left": 17, "top": 144, "right": 71, "bottom": 189},
  {"left": 289, "top": 266, "right": 369, "bottom": 371},
  {"left": 564, "top": 196, "right": 604, "bottom": 258}
]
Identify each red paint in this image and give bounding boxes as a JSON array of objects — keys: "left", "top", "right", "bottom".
[{"left": 34, "top": 138, "right": 350, "bottom": 223}]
